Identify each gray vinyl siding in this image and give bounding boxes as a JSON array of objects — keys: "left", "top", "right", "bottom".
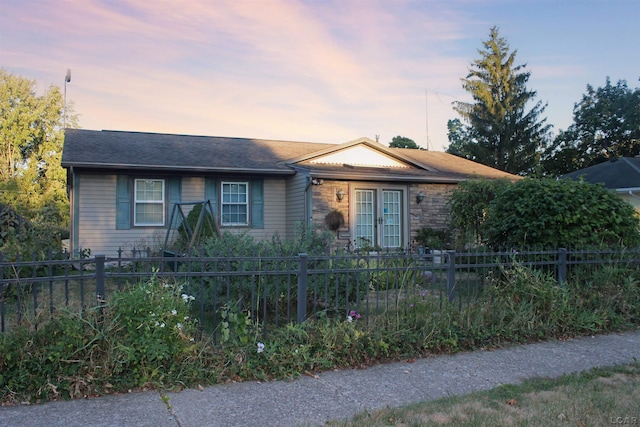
[
  {"left": 179, "top": 177, "right": 204, "bottom": 218},
  {"left": 75, "top": 175, "right": 288, "bottom": 257},
  {"left": 286, "top": 173, "right": 308, "bottom": 239},
  {"left": 241, "top": 178, "right": 286, "bottom": 240},
  {"left": 77, "top": 174, "right": 165, "bottom": 257}
]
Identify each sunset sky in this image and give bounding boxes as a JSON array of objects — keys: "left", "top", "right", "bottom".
[{"left": 1, "top": 0, "right": 638, "bottom": 151}]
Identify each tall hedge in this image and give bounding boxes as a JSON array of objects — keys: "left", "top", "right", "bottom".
[{"left": 484, "top": 178, "right": 640, "bottom": 248}]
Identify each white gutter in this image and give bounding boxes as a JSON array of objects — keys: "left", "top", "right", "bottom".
[{"left": 615, "top": 187, "right": 640, "bottom": 200}]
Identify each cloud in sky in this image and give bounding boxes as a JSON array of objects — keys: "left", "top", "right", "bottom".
[{"left": 2, "top": 0, "right": 638, "bottom": 150}]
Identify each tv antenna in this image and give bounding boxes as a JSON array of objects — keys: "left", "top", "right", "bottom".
[{"left": 424, "top": 89, "right": 456, "bottom": 151}]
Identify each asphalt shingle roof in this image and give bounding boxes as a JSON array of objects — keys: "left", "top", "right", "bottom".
[
  {"left": 562, "top": 157, "right": 640, "bottom": 189},
  {"left": 61, "top": 129, "right": 328, "bottom": 174},
  {"left": 62, "top": 129, "right": 518, "bottom": 182}
]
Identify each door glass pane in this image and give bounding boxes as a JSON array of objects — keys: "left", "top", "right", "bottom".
[
  {"left": 355, "top": 190, "right": 375, "bottom": 248},
  {"left": 382, "top": 190, "right": 401, "bottom": 248}
]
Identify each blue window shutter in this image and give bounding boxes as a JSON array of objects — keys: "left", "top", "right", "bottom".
[
  {"left": 116, "top": 175, "right": 130, "bottom": 230},
  {"left": 205, "top": 178, "right": 218, "bottom": 216},
  {"left": 251, "top": 179, "right": 264, "bottom": 229},
  {"left": 168, "top": 178, "right": 182, "bottom": 229}
]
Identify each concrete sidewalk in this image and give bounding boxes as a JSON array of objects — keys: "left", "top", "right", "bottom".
[{"left": 1, "top": 330, "right": 639, "bottom": 427}]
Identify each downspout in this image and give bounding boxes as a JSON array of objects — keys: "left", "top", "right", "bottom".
[
  {"left": 626, "top": 190, "right": 640, "bottom": 201},
  {"left": 616, "top": 187, "right": 640, "bottom": 211},
  {"left": 627, "top": 190, "right": 640, "bottom": 211},
  {"left": 615, "top": 187, "right": 640, "bottom": 200},
  {"left": 305, "top": 176, "right": 313, "bottom": 227},
  {"left": 69, "top": 166, "right": 80, "bottom": 258}
]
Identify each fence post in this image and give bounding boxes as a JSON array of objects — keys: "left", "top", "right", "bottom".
[
  {"left": 95, "top": 254, "right": 106, "bottom": 305},
  {"left": 558, "top": 248, "right": 567, "bottom": 285},
  {"left": 446, "top": 250, "right": 456, "bottom": 302},
  {"left": 297, "top": 253, "right": 308, "bottom": 324}
]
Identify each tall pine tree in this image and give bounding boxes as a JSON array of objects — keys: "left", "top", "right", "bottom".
[{"left": 447, "top": 27, "right": 551, "bottom": 175}]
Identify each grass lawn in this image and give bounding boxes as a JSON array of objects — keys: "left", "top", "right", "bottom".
[{"left": 324, "top": 362, "right": 640, "bottom": 426}]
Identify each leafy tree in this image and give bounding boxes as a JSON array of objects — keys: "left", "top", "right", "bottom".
[
  {"left": 447, "top": 27, "right": 551, "bottom": 175},
  {"left": 541, "top": 78, "right": 640, "bottom": 176},
  {"left": 447, "top": 178, "right": 513, "bottom": 245},
  {"left": 389, "top": 135, "right": 420, "bottom": 149},
  {"left": 484, "top": 178, "right": 640, "bottom": 248},
  {"left": 0, "top": 69, "right": 77, "bottom": 253}
]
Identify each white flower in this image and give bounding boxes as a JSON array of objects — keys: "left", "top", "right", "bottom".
[
  {"left": 346, "top": 315, "right": 353, "bottom": 323},
  {"left": 171, "top": 309, "right": 177, "bottom": 315},
  {"left": 176, "top": 323, "right": 183, "bottom": 330},
  {"left": 257, "top": 342, "right": 265, "bottom": 353},
  {"left": 160, "top": 322, "right": 166, "bottom": 328},
  {"left": 181, "top": 293, "right": 195, "bottom": 302}
]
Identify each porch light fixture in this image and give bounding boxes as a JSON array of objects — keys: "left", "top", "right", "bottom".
[
  {"left": 416, "top": 191, "right": 425, "bottom": 204},
  {"left": 336, "top": 189, "right": 346, "bottom": 202}
]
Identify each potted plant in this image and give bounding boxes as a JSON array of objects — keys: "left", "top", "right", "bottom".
[{"left": 416, "top": 227, "right": 450, "bottom": 263}]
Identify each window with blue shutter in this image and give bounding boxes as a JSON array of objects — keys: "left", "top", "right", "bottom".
[
  {"left": 116, "top": 176, "right": 181, "bottom": 229},
  {"left": 168, "top": 178, "right": 181, "bottom": 229},
  {"left": 207, "top": 178, "right": 263, "bottom": 228},
  {"left": 205, "top": 177, "right": 218, "bottom": 215},
  {"left": 116, "top": 175, "right": 131, "bottom": 229},
  {"left": 251, "top": 179, "right": 264, "bottom": 229}
]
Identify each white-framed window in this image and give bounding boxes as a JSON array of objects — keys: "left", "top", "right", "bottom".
[
  {"left": 134, "top": 179, "right": 165, "bottom": 226},
  {"left": 221, "top": 181, "right": 248, "bottom": 226}
]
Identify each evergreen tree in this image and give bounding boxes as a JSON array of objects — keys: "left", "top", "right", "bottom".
[{"left": 447, "top": 27, "right": 551, "bottom": 175}]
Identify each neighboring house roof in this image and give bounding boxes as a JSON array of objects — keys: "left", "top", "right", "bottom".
[
  {"left": 562, "top": 157, "right": 640, "bottom": 189},
  {"left": 62, "top": 129, "right": 518, "bottom": 182}
]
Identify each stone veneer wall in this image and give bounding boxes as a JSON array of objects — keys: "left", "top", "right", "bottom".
[
  {"left": 311, "top": 180, "right": 456, "bottom": 250},
  {"left": 408, "top": 183, "right": 456, "bottom": 247},
  {"left": 311, "top": 180, "right": 351, "bottom": 250}
]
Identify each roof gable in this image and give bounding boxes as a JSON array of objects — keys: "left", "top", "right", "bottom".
[
  {"left": 286, "top": 137, "right": 436, "bottom": 172},
  {"left": 309, "top": 145, "right": 408, "bottom": 168}
]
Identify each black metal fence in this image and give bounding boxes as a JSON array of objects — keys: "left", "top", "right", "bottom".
[{"left": 1, "top": 246, "right": 639, "bottom": 335}]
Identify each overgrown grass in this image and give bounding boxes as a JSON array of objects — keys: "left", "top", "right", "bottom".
[
  {"left": 1, "top": 261, "right": 639, "bottom": 405},
  {"left": 324, "top": 362, "right": 640, "bottom": 426}
]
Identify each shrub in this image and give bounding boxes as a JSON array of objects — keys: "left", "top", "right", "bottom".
[
  {"left": 484, "top": 178, "right": 640, "bottom": 248},
  {"left": 174, "top": 203, "right": 220, "bottom": 252},
  {"left": 415, "top": 227, "right": 451, "bottom": 249},
  {"left": 0, "top": 207, "right": 64, "bottom": 260},
  {"left": 0, "top": 277, "right": 213, "bottom": 403},
  {"left": 180, "top": 225, "right": 368, "bottom": 327}
]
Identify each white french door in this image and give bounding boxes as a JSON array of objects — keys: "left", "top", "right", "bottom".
[{"left": 353, "top": 186, "right": 404, "bottom": 249}]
